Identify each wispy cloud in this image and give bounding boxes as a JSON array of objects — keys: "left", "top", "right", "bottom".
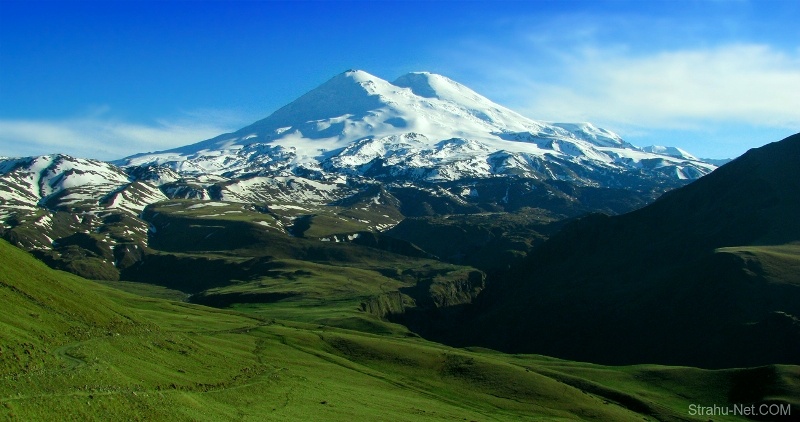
[
  {"left": 438, "top": 9, "right": 800, "bottom": 157},
  {"left": 0, "top": 109, "right": 251, "bottom": 161},
  {"left": 507, "top": 44, "right": 800, "bottom": 130}
]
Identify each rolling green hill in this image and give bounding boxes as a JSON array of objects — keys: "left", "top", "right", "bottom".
[
  {"left": 452, "top": 133, "right": 800, "bottom": 369},
  {"left": 4, "top": 238, "right": 797, "bottom": 420}
]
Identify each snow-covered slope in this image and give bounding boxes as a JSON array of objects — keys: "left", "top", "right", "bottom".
[
  {"left": 119, "top": 70, "right": 715, "bottom": 186},
  {"left": 0, "top": 154, "right": 165, "bottom": 251},
  {"left": 0, "top": 154, "right": 167, "bottom": 218},
  {"left": 641, "top": 145, "right": 698, "bottom": 161},
  {"left": 0, "top": 155, "right": 128, "bottom": 217}
]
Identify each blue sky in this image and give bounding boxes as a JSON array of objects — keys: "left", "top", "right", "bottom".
[{"left": 1, "top": 0, "right": 798, "bottom": 160}]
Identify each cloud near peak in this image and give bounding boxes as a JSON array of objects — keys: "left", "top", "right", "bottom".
[{"left": 492, "top": 43, "right": 800, "bottom": 130}]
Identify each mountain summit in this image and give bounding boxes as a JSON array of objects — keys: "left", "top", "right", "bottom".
[
  {"left": 120, "top": 70, "right": 713, "bottom": 185},
  {"left": 2, "top": 70, "right": 720, "bottom": 277}
]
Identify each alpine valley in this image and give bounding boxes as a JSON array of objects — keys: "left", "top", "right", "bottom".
[{"left": 2, "top": 70, "right": 798, "bottom": 420}]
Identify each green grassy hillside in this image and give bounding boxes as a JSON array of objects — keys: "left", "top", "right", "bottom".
[
  {"left": 120, "top": 197, "right": 493, "bottom": 335},
  {"left": 4, "top": 238, "right": 795, "bottom": 420},
  {"left": 715, "top": 244, "right": 800, "bottom": 285}
]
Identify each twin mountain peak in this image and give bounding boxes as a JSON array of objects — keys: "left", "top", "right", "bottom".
[
  {"left": 117, "top": 69, "right": 714, "bottom": 184},
  {"left": 2, "top": 69, "right": 718, "bottom": 241}
]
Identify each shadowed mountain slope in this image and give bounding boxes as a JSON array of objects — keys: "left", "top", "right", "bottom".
[{"left": 455, "top": 133, "right": 800, "bottom": 368}]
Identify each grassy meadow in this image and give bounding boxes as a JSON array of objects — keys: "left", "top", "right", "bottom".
[{"left": 3, "top": 239, "right": 798, "bottom": 420}]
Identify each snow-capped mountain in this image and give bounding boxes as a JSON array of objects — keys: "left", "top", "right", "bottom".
[
  {"left": 119, "top": 70, "right": 715, "bottom": 186},
  {"left": 1, "top": 69, "right": 723, "bottom": 280}
]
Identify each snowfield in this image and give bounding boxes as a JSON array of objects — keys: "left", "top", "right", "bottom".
[
  {"left": 116, "top": 70, "right": 716, "bottom": 185},
  {"left": 1, "top": 69, "right": 721, "bottom": 250}
]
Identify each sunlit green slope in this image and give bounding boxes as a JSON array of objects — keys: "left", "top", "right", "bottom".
[{"left": 2, "top": 239, "right": 797, "bottom": 421}]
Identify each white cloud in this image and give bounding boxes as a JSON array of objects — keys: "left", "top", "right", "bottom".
[
  {"left": 0, "top": 109, "right": 249, "bottom": 161},
  {"left": 434, "top": 5, "right": 800, "bottom": 159},
  {"left": 509, "top": 44, "right": 800, "bottom": 129},
  {"left": 442, "top": 36, "right": 800, "bottom": 158}
]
